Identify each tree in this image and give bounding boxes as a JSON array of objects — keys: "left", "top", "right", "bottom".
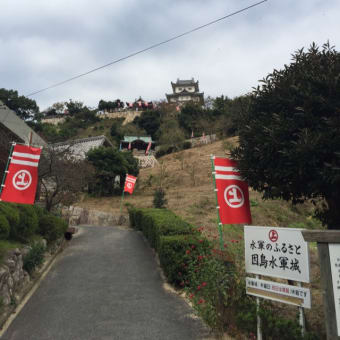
[
  {"left": 98, "top": 99, "right": 124, "bottom": 111},
  {"left": 231, "top": 42, "right": 340, "bottom": 229},
  {"left": 178, "top": 102, "right": 205, "bottom": 135},
  {"left": 158, "top": 118, "right": 185, "bottom": 151},
  {"left": 133, "top": 110, "right": 161, "bottom": 140},
  {"left": 38, "top": 146, "right": 94, "bottom": 211},
  {"left": 44, "top": 102, "right": 66, "bottom": 116},
  {"left": 86, "top": 147, "right": 139, "bottom": 196},
  {"left": 0, "top": 88, "right": 39, "bottom": 120}
]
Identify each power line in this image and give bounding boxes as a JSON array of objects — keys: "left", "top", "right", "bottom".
[{"left": 26, "top": 0, "right": 268, "bottom": 97}]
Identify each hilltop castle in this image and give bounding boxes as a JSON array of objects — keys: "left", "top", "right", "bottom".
[{"left": 166, "top": 78, "right": 204, "bottom": 105}]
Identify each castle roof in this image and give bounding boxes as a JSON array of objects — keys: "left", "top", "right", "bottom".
[{"left": 171, "top": 78, "right": 199, "bottom": 92}]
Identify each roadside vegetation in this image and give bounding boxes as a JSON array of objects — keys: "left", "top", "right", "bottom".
[{"left": 0, "top": 202, "right": 68, "bottom": 272}]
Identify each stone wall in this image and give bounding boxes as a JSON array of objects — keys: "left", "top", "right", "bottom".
[
  {"left": 64, "top": 206, "right": 121, "bottom": 226},
  {"left": 97, "top": 110, "right": 142, "bottom": 125},
  {"left": 190, "top": 134, "right": 217, "bottom": 147},
  {"left": 134, "top": 155, "right": 158, "bottom": 168},
  {"left": 0, "top": 247, "right": 31, "bottom": 306}
]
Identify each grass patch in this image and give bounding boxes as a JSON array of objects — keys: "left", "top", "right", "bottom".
[{"left": 0, "top": 240, "right": 23, "bottom": 264}]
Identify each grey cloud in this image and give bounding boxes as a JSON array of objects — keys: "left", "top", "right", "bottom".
[{"left": 0, "top": 0, "right": 339, "bottom": 109}]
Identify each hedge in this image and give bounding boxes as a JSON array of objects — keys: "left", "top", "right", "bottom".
[
  {"left": 129, "top": 207, "right": 198, "bottom": 251},
  {"left": 0, "top": 214, "right": 10, "bottom": 240},
  {"left": 159, "top": 234, "right": 210, "bottom": 286},
  {"left": 0, "top": 202, "right": 20, "bottom": 236},
  {"left": 38, "top": 214, "right": 68, "bottom": 244},
  {"left": 127, "top": 206, "right": 211, "bottom": 286},
  {"left": 0, "top": 202, "right": 68, "bottom": 244},
  {"left": 11, "top": 205, "right": 39, "bottom": 242}
]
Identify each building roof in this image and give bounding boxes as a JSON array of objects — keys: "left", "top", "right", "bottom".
[
  {"left": 0, "top": 100, "right": 47, "bottom": 147},
  {"left": 122, "top": 136, "right": 153, "bottom": 143},
  {"left": 52, "top": 135, "right": 113, "bottom": 160}
]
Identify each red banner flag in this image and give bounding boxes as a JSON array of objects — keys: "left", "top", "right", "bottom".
[
  {"left": 124, "top": 175, "right": 137, "bottom": 194},
  {"left": 145, "top": 142, "right": 151, "bottom": 155},
  {"left": 213, "top": 157, "right": 251, "bottom": 224},
  {"left": 0, "top": 144, "right": 42, "bottom": 205}
]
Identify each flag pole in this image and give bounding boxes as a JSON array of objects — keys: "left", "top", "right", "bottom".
[
  {"left": 210, "top": 154, "right": 224, "bottom": 250},
  {"left": 119, "top": 187, "right": 125, "bottom": 215},
  {"left": 0, "top": 142, "right": 15, "bottom": 198}
]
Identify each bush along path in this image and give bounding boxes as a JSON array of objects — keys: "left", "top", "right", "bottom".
[
  {"left": 0, "top": 202, "right": 68, "bottom": 327},
  {"left": 128, "top": 206, "right": 320, "bottom": 340}
]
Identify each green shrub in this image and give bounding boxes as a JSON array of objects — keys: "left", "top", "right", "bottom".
[
  {"left": 133, "top": 208, "right": 198, "bottom": 251},
  {"left": 0, "top": 202, "right": 20, "bottom": 233},
  {"left": 23, "top": 241, "right": 46, "bottom": 274},
  {"left": 127, "top": 205, "right": 137, "bottom": 228},
  {"left": 155, "top": 146, "right": 175, "bottom": 158},
  {"left": 185, "top": 252, "right": 235, "bottom": 332},
  {"left": 38, "top": 214, "right": 68, "bottom": 244},
  {"left": 32, "top": 205, "right": 47, "bottom": 219},
  {"left": 153, "top": 188, "right": 167, "bottom": 208},
  {"left": 181, "top": 141, "right": 192, "bottom": 150},
  {"left": 0, "top": 215, "right": 10, "bottom": 240},
  {"left": 11, "top": 205, "right": 38, "bottom": 242},
  {"left": 159, "top": 234, "right": 210, "bottom": 286}
]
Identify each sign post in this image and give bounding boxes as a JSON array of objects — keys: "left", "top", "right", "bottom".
[
  {"left": 119, "top": 174, "right": 137, "bottom": 215},
  {"left": 245, "top": 226, "right": 311, "bottom": 336},
  {"left": 302, "top": 230, "right": 340, "bottom": 340}
]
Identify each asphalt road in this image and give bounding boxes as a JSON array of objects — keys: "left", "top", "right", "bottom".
[{"left": 2, "top": 226, "right": 210, "bottom": 340}]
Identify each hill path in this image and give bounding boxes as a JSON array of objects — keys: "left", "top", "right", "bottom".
[{"left": 2, "top": 226, "right": 210, "bottom": 340}]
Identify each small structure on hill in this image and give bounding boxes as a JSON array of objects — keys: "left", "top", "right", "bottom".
[
  {"left": 125, "top": 97, "right": 154, "bottom": 111},
  {"left": 52, "top": 135, "right": 113, "bottom": 160},
  {"left": 166, "top": 78, "right": 204, "bottom": 105},
  {"left": 120, "top": 136, "right": 157, "bottom": 168},
  {"left": 120, "top": 136, "right": 155, "bottom": 154}
]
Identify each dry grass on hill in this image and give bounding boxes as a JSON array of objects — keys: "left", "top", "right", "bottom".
[{"left": 79, "top": 137, "right": 322, "bottom": 237}]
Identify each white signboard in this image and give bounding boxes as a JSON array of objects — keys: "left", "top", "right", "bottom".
[
  {"left": 244, "top": 226, "right": 310, "bottom": 283},
  {"left": 246, "top": 277, "right": 311, "bottom": 308},
  {"left": 329, "top": 243, "right": 340, "bottom": 336}
]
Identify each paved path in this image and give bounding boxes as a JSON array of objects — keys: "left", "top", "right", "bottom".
[{"left": 2, "top": 226, "right": 210, "bottom": 340}]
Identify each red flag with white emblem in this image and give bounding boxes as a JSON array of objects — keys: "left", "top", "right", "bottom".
[
  {"left": 124, "top": 174, "right": 137, "bottom": 194},
  {"left": 0, "top": 144, "right": 42, "bottom": 205},
  {"left": 213, "top": 157, "right": 251, "bottom": 224}
]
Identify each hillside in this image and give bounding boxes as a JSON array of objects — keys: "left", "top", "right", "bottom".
[{"left": 78, "top": 137, "right": 323, "bottom": 236}]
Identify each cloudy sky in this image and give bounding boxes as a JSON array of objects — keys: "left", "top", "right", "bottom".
[{"left": 1, "top": 0, "right": 339, "bottom": 111}]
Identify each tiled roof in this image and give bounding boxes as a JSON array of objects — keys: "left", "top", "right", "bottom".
[
  {"left": 122, "top": 136, "right": 153, "bottom": 143},
  {"left": 170, "top": 78, "right": 200, "bottom": 93},
  {"left": 175, "top": 79, "right": 196, "bottom": 85},
  {"left": 52, "top": 135, "right": 112, "bottom": 159}
]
